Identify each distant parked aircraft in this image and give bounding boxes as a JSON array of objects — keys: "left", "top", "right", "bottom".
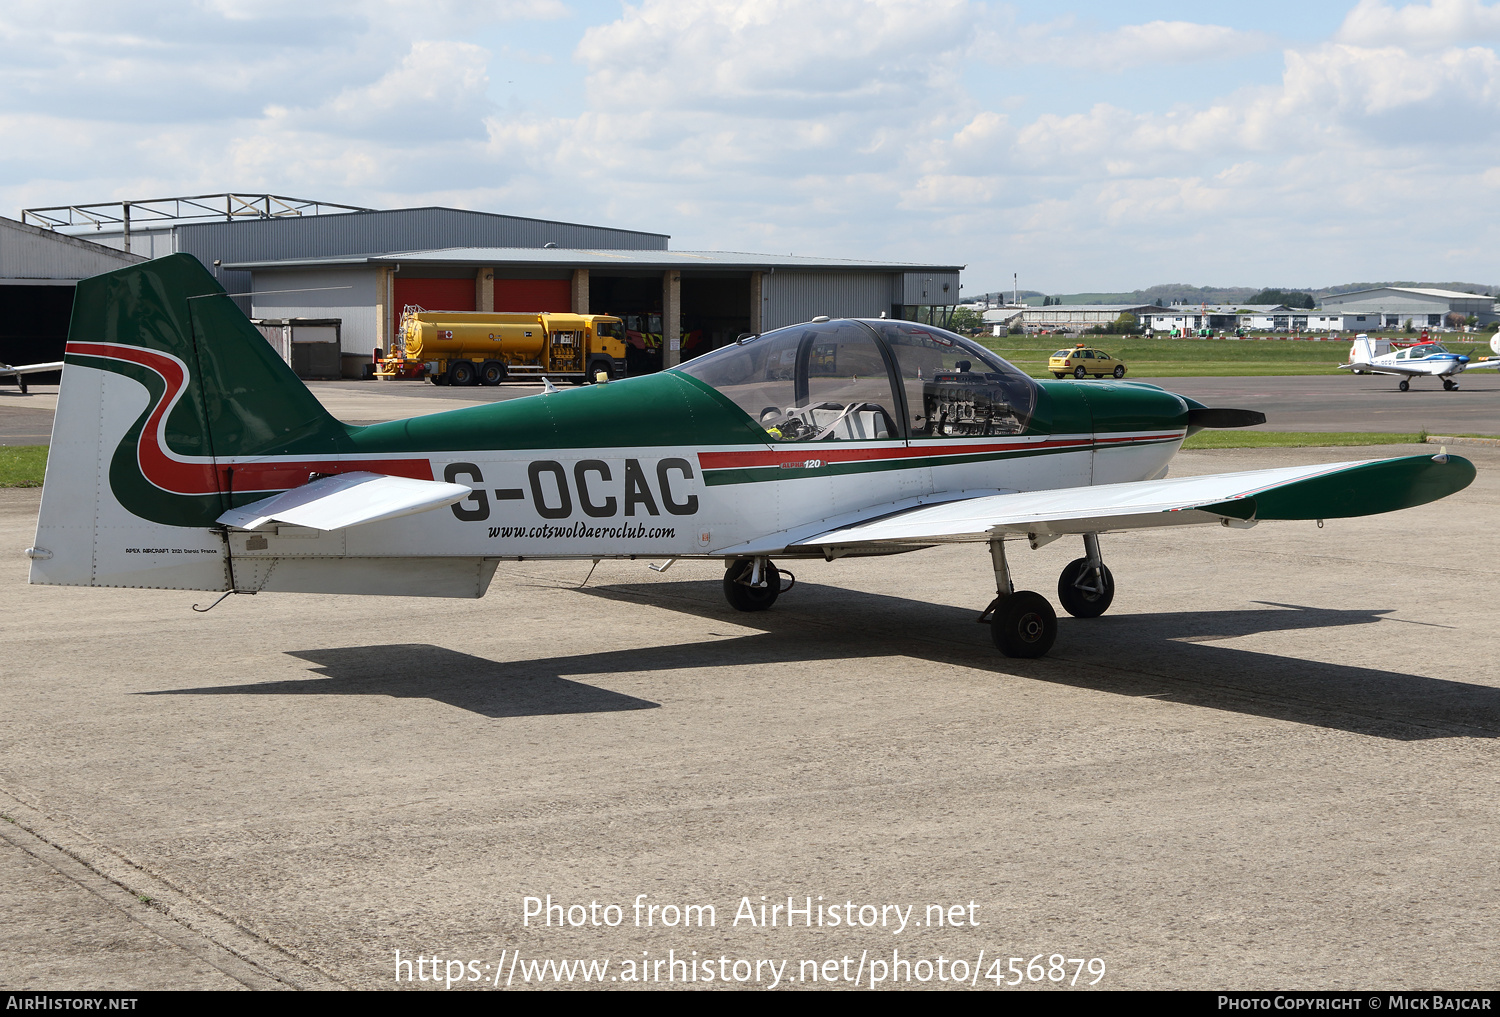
[{"left": 1340, "top": 335, "right": 1500, "bottom": 391}]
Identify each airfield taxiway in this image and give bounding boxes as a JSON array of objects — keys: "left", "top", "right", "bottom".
[{"left": 2, "top": 429, "right": 1499, "bottom": 989}]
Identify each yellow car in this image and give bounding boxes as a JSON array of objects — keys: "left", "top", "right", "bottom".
[{"left": 1049, "top": 344, "right": 1127, "bottom": 379}]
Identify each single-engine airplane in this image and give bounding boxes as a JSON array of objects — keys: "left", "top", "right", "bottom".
[
  {"left": 2, "top": 359, "right": 65, "bottom": 394},
  {"left": 26, "top": 257, "right": 1476, "bottom": 657},
  {"left": 1340, "top": 334, "right": 1500, "bottom": 391}
]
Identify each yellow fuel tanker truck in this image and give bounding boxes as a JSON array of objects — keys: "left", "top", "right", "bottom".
[{"left": 376, "top": 310, "right": 629, "bottom": 385}]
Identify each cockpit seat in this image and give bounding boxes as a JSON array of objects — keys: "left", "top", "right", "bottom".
[{"left": 804, "top": 402, "right": 895, "bottom": 440}]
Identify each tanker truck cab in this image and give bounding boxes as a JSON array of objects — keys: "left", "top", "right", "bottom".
[{"left": 584, "top": 315, "right": 627, "bottom": 381}]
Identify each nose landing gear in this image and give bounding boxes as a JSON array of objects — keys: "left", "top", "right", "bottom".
[
  {"left": 1443, "top": 378, "right": 1459, "bottom": 391},
  {"left": 1058, "top": 532, "right": 1115, "bottom": 618}
]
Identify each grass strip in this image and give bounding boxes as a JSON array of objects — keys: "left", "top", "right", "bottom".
[
  {"left": 0, "top": 445, "right": 47, "bottom": 487},
  {"left": 1182, "top": 431, "right": 1422, "bottom": 450}
]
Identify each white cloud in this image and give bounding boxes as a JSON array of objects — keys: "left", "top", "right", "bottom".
[
  {"left": 1017, "top": 19, "right": 1271, "bottom": 71},
  {"left": 1336, "top": 0, "right": 1500, "bottom": 49}
]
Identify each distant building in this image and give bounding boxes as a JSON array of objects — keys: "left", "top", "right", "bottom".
[
  {"left": 1019, "top": 303, "right": 1158, "bottom": 333},
  {"left": 1317, "top": 287, "right": 1495, "bottom": 328}
]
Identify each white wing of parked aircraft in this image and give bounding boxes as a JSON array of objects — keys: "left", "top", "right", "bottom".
[{"left": 1, "top": 361, "right": 64, "bottom": 394}]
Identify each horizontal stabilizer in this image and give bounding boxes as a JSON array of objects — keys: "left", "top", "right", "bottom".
[
  {"left": 218, "top": 471, "right": 472, "bottom": 531},
  {"left": 791, "top": 454, "right": 1474, "bottom": 550}
]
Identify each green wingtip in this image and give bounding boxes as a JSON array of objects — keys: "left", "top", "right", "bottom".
[{"left": 1250, "top": 453, "right": 1476, "bottom": 521}]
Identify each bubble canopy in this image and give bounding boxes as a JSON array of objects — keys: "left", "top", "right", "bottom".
[{"left": 676, "top": 319, "right": 1039, "bottom": 442}]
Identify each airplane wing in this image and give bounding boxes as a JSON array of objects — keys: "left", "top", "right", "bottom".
[
  {"left": 0, "top": 361, "right": 65, "bottom": 377},
  {"left": 1466, "top": 357, "right": 1500, "bottom": 370},
  {"left": 1338, "top": 362, "right": 1424, "bottom": 377},
  {"left": 784, "top": 454, "right": 1472, "bottom": 553},
  {"left": 218, "top": 471, "right": 474, "bottom": 531}
]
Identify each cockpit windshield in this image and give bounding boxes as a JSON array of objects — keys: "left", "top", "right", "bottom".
[
  {"left": 677, "top": 319, "right": 1038, "bottom": 441},
  {"left": 678, "top": 321, "right": 901, "bottom": 441}
]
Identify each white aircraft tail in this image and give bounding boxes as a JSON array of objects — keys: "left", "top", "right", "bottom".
[
  {"left": 1348, "top": 335, "right": 1390, "bottom": 364},
  {"left": 28, "top": 254, "right": 496, "bottom": 599}
]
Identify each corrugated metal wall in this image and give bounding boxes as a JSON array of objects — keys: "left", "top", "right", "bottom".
[
  {"left": 762, "top": 271, "right": 898, "bottom": 330},
  {"left": 0, "top": 217, "right": 144, "bottom": 281},
  {"left": 900, "top": 270, "right": 961, "bottom": 305},
  {"left": 248, "top": 266, "right": 378, "bottom": 356},
  {"left": 80, "top": 228, "right": 180, "bottom": 260}
]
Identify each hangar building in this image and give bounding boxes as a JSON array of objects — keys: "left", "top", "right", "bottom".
[
  {"left": 0, "top": 215, "right": 144, "bottom": 375},
  {"left": 22, "top": 194, "right": 963, "bottom": 376},
  {"left": 1318, "top": 287, "right": 1496, "bottom": 329}
]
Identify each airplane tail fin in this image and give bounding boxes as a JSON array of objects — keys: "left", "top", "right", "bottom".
[{"left": 28, "top": 254, "right": 351, "bottom": 591}]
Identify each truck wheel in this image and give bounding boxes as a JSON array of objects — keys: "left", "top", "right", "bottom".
[
  {"left": 589, "top": 359, "right": 613, "bottom": 383},
  {"left": 448, "top": 360, "right": 477, "bottom": 387},
  {"left": 479, "top": 361, "right": 507, "bottom": 386}
]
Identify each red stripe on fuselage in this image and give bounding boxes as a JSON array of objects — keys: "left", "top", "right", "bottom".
[
  {"left": 67, "top": 342, "right": 433, "bottom": 495},
  {"left": 697, "top": 432, "right": 1182, "bottom": 471}
]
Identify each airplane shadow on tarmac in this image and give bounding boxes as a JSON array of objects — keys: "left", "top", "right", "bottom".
[
  {"left": 140, "top": 581, "right": 1500, "bottom": 740},
  {"left": 140, "top": 645, "right": 662, "bottom": 719},
  {"left": 566, "top": 579, "right": 1500, "bottom": 742}
]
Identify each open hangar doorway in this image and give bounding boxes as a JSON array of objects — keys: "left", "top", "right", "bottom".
[
  {"left": 680, "top": 272, "right": 751, "bottom": 364},
  {"left": 590, "top": 272, "right": 663, "bottom": 376},
  {"left": 0, "top": 284, "right": 73, "bottom": 386},
  {"left": 590, "top": 271, "right": 751, "bottom": 375}
]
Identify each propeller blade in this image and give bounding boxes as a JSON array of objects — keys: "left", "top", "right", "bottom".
[{"left": 1188, "top": 407, "right": 1266, "bottom": 431}]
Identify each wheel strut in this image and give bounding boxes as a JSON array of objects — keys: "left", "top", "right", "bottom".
[{"left": 977, "top": 537, "right": 1014, "bottom": 623}]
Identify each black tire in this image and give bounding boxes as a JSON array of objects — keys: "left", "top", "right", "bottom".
[
  {"left": 1113, "top": 365, "right": 1125, "bottom": 378},
  {"left": 990, "top": 591, "right": 1057, "bottom": 658},
  {"left": 1074, "top": 366, "right": 1087, "bottom": 379},
  {"left": 1398, "top": 379, "right": 1410, "bottom": 392},
  {"left": 1057, "top": 558, "right": 1115, "bottom": 618},
  {"left": 589, "top": 359, "right": 613, "bottom": 383},
  {"left": 1444, "top": 378, "right": 1457, "bottom": 391},
  {"left": 1053, "top": 372, "right": 1065, "bottom": 378},
  {"left": 448, "top": 360, "right": 477, "bottom": 387},
  {"left": 479, "top": 361, "right": 507, "bottom": 386},
  {"left": 723, "top": 559, "right": 781, "bottom": 612}
]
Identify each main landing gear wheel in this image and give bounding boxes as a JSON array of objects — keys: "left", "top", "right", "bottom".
[
  {"left": 1398, "top": 379, "right": 1410, "bottom": 392},
  {"left": 1058, "top": 558, "right": 1115, "bottom": 618},
  {"left": 990, "top": 591, "right": 1057, "bottom": 658},
  {"left": 723, "top": 558, "right": 781, "bottom": 612},
  {"left": 1444, "top": 378, "right": 1458, "bottom": 391},
  {"left": 1074, "top": 366, "right": 1087, "bottom": 379}
]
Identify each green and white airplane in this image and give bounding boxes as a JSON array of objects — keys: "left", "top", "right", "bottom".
[{"left": 26, "top": 256, "right": 1476, "bottom": 657}]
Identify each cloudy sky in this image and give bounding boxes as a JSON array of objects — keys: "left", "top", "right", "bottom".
[{"left": 2, "top": 0, "right": 1496, "bottom": 293}]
